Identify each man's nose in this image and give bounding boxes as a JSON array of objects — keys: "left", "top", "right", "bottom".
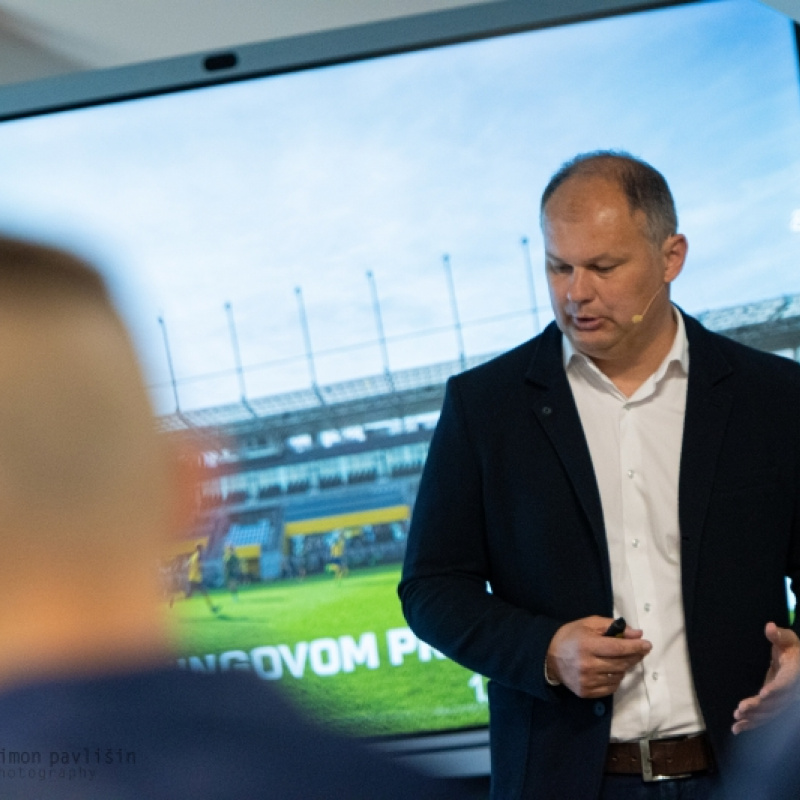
[{"left": 566, "top": 268, "right": 592, "bottom": 304}]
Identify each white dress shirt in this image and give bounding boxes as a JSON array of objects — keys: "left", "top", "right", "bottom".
[{"left": 564, "top": 309, "right": 705, "bottom": 741}]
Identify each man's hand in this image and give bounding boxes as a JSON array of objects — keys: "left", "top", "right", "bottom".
[
  {"left": 732, "top": 622, "right": 800, "bottom": 734},
  {"left": 545, "top": 616, "right": 652, "bottom": 698}
]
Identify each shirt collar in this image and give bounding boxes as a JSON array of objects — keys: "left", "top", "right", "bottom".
[{"left": 563, "top": 305, "right": 689, "bottom": 383}]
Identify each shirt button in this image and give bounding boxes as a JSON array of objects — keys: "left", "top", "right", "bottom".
[
  {"left": 593, "top": 701, "right": 606, "bottom": 717},
  {"left": 632, "top": 539, "right": 640, "bottom": 548},
  {"left": 644, "top": 603, "right": 651, "bottom": 612},
  {"left": 652, "top": 672, "right": 659, "bottom": 681},
  {"left": 627, "top": 470, "right": 634, "bottom": 478}
]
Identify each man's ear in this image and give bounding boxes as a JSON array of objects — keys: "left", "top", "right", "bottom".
[{"left": 663, "top": 233, "right": 688, "bottom": 285}]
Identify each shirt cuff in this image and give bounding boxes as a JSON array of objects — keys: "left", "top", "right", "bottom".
[{"left": 544, "top": 658, "right": 561, "bottom": 686}]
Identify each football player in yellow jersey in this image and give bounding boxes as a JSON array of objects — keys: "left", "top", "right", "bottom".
[
  {"left": 328, "top": 534, "right": 348, "bottom": 582},
  {"left": 186, "top": 543, "right": 219, "bottom": 613}
]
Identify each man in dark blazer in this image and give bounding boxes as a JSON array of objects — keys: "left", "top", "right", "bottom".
[{"left": 399, "top": 152, "right": 800, "bottom": 799}]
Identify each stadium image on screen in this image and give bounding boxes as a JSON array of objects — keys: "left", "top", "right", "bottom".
[{"left": 0, "top": 0, "right": 798, "bottom": 771}]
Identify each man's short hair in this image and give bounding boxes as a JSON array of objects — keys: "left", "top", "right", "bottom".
[{"left": 540, "top": 150, "right": 678, "bottom": 246}]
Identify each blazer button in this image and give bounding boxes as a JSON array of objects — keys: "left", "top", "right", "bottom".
[
  {"left": 593, "top": 701, "right": 606, "bottom": 717},
  {"left": 542, "top": 406, "right": 552, "bottom": 415}
]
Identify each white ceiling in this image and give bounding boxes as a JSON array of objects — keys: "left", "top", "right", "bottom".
[
  {"left": 764, "top": 0, "right": 800, "bottom": 21},
  {"left": 0, "top": 0, "right": 492, "bottom": 84},
  {"left": 0, "top": 0, "right": 795, "bottom": 87}
]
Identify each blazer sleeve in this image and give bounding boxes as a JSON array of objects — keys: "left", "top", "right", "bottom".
[{"left": 398, "top": 377, "right": 564, "bottom": 702}]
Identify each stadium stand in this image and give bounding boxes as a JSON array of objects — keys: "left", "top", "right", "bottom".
[{"left": 166, "top": 294, "right": 800, "bottom": 591}]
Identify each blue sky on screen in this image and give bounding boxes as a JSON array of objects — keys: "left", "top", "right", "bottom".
[{"left": 0, "top": 0, "right": 796, "bottom": 413}]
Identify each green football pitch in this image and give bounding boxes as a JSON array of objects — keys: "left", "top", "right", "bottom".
[{"left": 168, "top": 564, "right": 489, "bottom": 736}]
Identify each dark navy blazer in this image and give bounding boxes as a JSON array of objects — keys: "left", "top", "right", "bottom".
[{"left": 399, "top": 312, "right": 800, "bottom": 799}]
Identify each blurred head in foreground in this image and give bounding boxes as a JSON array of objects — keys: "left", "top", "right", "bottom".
[
  {"left": 0, "top": 235, "right": 182, "bottom": 688},
  {"left": 0, "top": 236, "right": 469, "bottom": 800}
]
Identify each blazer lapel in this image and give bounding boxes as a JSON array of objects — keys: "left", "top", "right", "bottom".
[
  {"left": 678, "top": 313, "right": 734, "bottom": 625},
  {"left": 524, "top": 323, "right": 613, "bottom": 606}
]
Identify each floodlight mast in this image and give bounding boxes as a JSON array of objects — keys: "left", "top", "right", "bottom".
[
  {"left": 157, "top": 314, "right": 195, "bottom": 429},
  {"left": 442, "top": 254, "right": 467, "bottom": 371},
  {"left": 367, "top": 269, "right": 410, "bottom": 430},
  {"left": 521, "top": 237, "right": 540, "bottom": 335},
  {"left": 366, "top": 270, "right": 395, "bottom": 389},
  {"left": 294, "top": 286, "right": 325, "bottom": 406},
  {"left": 224, "top": 301, "right": 258, "bottom": 419}
]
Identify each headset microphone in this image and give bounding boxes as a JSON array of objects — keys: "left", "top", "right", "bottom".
[{"left": 632, "top": 284, "right": 666, "bottom": 324}]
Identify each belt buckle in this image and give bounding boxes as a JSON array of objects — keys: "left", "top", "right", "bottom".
[
  {"left": 638, "top": 738, "right": 693, "bottom": 783},
  {"left": 638, "top": 739, "right": 658, "bottom": 782}
]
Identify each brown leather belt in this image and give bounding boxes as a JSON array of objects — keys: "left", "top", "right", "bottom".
[{"left": 605, "top": 733, "right": 714, "bottom": 782}]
